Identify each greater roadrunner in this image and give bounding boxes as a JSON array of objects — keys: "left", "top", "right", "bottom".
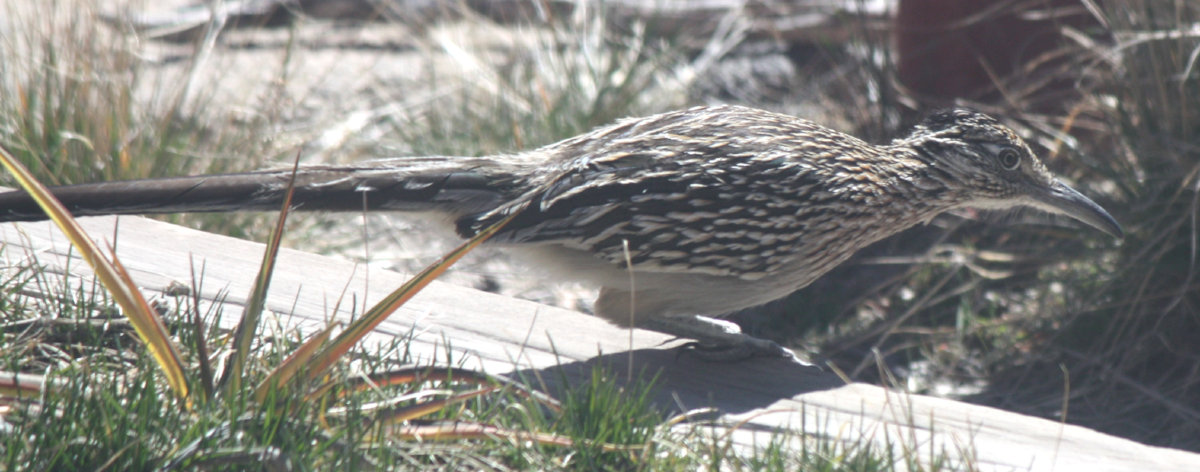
[{"left": 0, "top": 105, "right": 1123, "bottom": 360}]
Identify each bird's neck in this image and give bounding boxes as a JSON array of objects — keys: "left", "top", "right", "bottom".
[{"left": 869, "top": 145, "right": 974, "bottom": 226}]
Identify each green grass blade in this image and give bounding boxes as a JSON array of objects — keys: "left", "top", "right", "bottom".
[
  {"left": 0, "top": 144, "right": 189, "bottom": 399},
  {"left": 318, "top": 367, "right": 562, "bottom": 412},
  {"left": 221, "top": 156, "right": 301, "bottom": 395}
]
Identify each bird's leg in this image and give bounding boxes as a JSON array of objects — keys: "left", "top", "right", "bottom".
[
  {"left": 595, "top": 287, "right": 808, "bottom": 362},
  {"left": 640, "top": 315, "right": 808, "bottom": 363}
]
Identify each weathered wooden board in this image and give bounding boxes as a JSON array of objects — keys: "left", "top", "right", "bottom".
[{"left": 1, "top": 216, "right": 1196, "bottom": 472}]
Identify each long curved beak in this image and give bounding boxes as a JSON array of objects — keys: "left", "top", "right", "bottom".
[{"left": 1032, "top": 180, "right": 1124, "bottom": 239}]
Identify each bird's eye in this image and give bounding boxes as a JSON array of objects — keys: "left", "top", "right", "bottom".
[{"left": 998, "top": 147, "right": 1021, "bottom": 170}]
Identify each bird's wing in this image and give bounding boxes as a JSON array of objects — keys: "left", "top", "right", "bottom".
[{"left": 476, "top": 150, "right": 825, "bottom": 281}]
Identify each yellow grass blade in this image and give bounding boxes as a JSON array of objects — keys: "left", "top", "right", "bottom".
[
  {"left": 376, "top": 386, "right": 499, "bottom": 424},
  {"left": 253, "top": 324, "right": 335, "bottom": 403},
  {"left": 391, "top": 423, "right": 636, "bottom": 452},
  {"left": 0, "top": 145, "right": 189, "bottom": 399},
  {"left": 303, "top": 212, "right": 518, "bottom": 382}
]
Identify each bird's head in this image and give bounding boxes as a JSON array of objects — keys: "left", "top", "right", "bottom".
[{"left": 896, "top": 108, "right": 1123, "bottom": 239}]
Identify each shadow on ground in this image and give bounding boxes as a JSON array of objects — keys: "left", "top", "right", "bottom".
[{"left": 505, "top": 347, "right": 843, "bottom": 415}]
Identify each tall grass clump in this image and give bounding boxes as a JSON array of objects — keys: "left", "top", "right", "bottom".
[{"left": 373, "top": 4, "right": 697, "bottom": 159}]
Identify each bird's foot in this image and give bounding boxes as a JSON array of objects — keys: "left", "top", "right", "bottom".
[
  {"left": 680, "top": 336, "right": 798, "bottom": 362},
  {"left": 642, "top": 315, "right": 811, "bottom": 364}
]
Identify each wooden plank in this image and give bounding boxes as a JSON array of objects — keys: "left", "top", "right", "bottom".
[{"left": 1, "top": 216, "right": 1197, "bottom": 471}]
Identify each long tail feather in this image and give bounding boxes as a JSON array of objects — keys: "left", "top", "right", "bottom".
[{"left": 0, "top": 159, "right": 517, "bottom": 222}]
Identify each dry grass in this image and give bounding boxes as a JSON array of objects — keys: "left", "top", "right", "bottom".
[{"left": 984, "top": 1, "right": 1200, "bottom": 449}]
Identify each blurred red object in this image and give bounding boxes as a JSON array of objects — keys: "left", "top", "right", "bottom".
[{"left": 895, "top": 0, "right": 1100, "bottom": 103}]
